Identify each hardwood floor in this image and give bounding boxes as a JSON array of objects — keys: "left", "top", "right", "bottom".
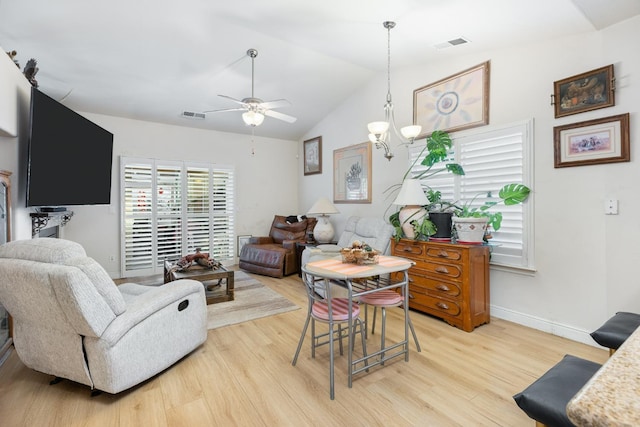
[{"left": 0, "top": 270, "right": 608, "bottom": 426}]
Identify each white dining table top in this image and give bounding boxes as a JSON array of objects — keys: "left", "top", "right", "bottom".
[{"left": 303, "top": 255, "right": 414, "bottom": 280}]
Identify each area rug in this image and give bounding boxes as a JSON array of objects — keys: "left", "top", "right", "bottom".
[{"left": 207, "top": 271, "right": 298, "bottom": 330}]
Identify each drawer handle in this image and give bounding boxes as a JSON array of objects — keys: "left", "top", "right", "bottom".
[
  {"left": 436, "top": 302, "right": 449, "bottom": 310},
  {"left": 437, "top": 251, "right": 449, "bottom": 258},
  {"left": 435, "top": 266, "right": 449, "bottom": 274},
  {"left": 408, "top": 293, "right": 415, "bottom": 299},
  {"left": 435, "top": 284, "right": 450, "bottom": 292},
  {"left": 403, "top": 247, "right": 413, "bottom": 252}
]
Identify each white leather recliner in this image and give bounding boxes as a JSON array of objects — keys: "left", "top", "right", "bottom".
[{"left": 0, "top": 238, "right": 207, "bottom": 394}]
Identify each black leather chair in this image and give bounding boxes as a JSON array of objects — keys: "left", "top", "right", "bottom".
[
  {"left": 590, "top": 311, "right": 640, "bottom": 356},
  {"left": 513, "top": 354, "right": 601, "bottom": 427}
]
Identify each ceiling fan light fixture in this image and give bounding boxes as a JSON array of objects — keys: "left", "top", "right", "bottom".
[{"left": 243, "top": 110, "right": 265, "bottom": 126}]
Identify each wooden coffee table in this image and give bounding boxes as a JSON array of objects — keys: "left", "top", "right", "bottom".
[{"left": 164, "top": 260, "right": 234, "bottom": 305}]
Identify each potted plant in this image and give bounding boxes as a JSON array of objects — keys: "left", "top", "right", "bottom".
[
  {"left": 425, "top": 189, "right": 459, "bottom": 241},
  {"left": 453, "top": 183, "right": 531, "bottom": 244},
  {"left": 386, "top": 130, "right": 465, "bottom": 241}
]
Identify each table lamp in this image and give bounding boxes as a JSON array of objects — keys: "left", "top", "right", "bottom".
[
  {"left": 392, "top": 179, "right": 429, "bottom": 239},
  {"left": 307, "top": 197, "right": 340, "bottom": 243}
]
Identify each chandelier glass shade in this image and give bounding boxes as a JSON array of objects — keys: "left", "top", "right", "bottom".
[{"left": 367, "top": 21, "right": 422, "bottom": 160}]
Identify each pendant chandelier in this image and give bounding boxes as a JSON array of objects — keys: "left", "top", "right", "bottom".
[{"left": 367, "top": 21, "right": 421, "bottom": 161}]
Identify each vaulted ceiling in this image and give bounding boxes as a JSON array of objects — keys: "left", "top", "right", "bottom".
[{"left": 1, "top": 0, "right": 638, "bottom": 140}]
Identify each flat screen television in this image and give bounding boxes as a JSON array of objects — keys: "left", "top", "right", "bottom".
[{"left": 26, "top": 88, "right": 114, "bottom": 208}]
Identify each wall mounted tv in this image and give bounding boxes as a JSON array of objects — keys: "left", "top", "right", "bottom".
[{"left": 27, "top": 88, "right": 114, "bottom": 208}]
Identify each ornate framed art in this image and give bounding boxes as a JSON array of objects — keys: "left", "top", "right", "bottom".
[
  {"left": 413, "top": 61, "right": 490, "bottom": 137},
  {"left": 333, "top": 142, "right": 372, "bottom": 203},
  {"left": 553, "top": 64, "right": 615, "bottom": 118},
  {"left": 303, "top": 136, "right": 322, "bottom": 175},
  {"left": 553, "top": 113, "right": 629, "bottom": 168}
]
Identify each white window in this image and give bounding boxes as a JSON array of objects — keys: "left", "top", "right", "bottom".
[
  {"left": 408, "top": 119, "right": 534, "bottom": 270},
  {"left": 120, "top": 157, "right": 235, "bottom": 277}
]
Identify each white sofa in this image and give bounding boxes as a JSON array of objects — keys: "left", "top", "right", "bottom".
[
  {"left": 0, "top": 238, "right": 207, "bottom": 394},
  {"left": 301, "top": 216, "right": 395, "bottom": 267}
]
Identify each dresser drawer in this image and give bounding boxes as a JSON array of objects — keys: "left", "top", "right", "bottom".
[
  {"left": 411, "top": 262, "right": 463, "bottom": 282},
  {"left": 424, "top": 245, "right": 463, "bottom": 262},
  {"left": 408, "top": 273, "right": 461, "bottom": 298},
  {"left": 392, "top": 240, "right": 425, "bottom": 260},
  {"left": 407, "top": 293, "right": 462, "bottom": 318}
]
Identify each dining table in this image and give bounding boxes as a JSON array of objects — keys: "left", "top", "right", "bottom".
[{"left": 302, "top": 254, "right": 416, "bottom": 389}]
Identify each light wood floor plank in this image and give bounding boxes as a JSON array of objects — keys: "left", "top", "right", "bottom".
[{"left": 0, "top": 270, "right": 609, "bottom": 426}]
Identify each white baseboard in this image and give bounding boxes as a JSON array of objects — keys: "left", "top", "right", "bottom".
[{"left": 491, "top": 304, "right": 601, "bottom": 348}]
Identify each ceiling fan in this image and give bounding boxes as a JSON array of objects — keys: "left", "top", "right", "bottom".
[{"left": 204, "top": 48, "right": 297, "bottom": 127}]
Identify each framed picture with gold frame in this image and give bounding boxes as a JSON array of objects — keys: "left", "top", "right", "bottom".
[
  {"left": 553, "top": 64, "right": 614, "bottom": 118},
  {"left": 413, "top": 61, "right": 490, "bottom": 137},
  {"left": 333, "top": 142, "right": 372, "bottom": 203},
  {"left": 553, "top": 113, "right": 629, "bottom": 168}
]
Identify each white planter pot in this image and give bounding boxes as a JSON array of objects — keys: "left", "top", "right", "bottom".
[{"left": 453, "top": 217, "right": 489, "bottom": 244}]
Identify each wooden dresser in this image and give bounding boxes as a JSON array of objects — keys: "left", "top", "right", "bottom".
[{"left": 391, "top": 239, "right": 490, "bottom": 332}]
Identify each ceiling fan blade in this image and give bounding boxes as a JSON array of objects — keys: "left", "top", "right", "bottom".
[
  {"left": 264, "top": 109, "right": 297, "bottom": 123},
  {"left": 203, "top": 107, "right": 246, "bottom": 113},
  {"left": 218, "top": 94, "right": 247, "bottom": 106},
  {"left": 259, "top": 99, "right": 291, "bottom": 109}
]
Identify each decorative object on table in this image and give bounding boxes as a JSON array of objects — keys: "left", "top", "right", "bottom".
[
  {"left": 367, "top": 21, "right": 422, "bottom": 161},
  {"left": 553, "top": 113, "right": 629, "bottom": 168},
  {"left": 22, "top": 58, "right": 39, "bottom": 88},
  {"left": 552, "top": 64, "right": 615, "bottom": 118},
  {"left": 340, "top": 240, "right": 380, "bottom": 265},
  {"left": 413, "top": 61, "right": 490, "bottom": 137},
  {"left": 169, "top": 248, "right": 221, "bottom": 272},
  {"left": 392, "top": 179, "right": 430, "bottom": 240},
  {"left": 333, "top": 142, "right": 372, "bottom": 203},
  {"left": 307, "top": 197, "right": 340, "bottom": 243},
  {"left": 452, "top": 183, "right": 531, "bottom": 244},
  {"left": 303, "top": 136, "right": 322, "bottom": 175}
]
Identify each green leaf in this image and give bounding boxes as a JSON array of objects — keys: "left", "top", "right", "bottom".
[{"left": 499, "top": 184, "right": 531, "bottom": 205}]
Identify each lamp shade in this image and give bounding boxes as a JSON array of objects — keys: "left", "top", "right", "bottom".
[
  {"left": 400, "top": 125, "right": 422, "bottom": 140},
  {"left": 367, "top": 121, "right": 390, "bottom": 135},
  {"left": 242, "top": 111, "right": 265, "bottom": 126},
  {"left": 392, "top": 179, "right": 429, "bottom": 206},
  {"left": 307, "top": 197, "right": 340, "bottom": 215}
]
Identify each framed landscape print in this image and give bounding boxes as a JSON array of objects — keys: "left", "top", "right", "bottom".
[
  {"left": 303, "top": 136, "right": 322, "bottom": 175},
  {"left": 554, "top": 113, "right": 629, "bottom": 168},
  {"left": 333, "top": 142, "right": 372, "bottom": 203},
  {"left": 553, "top": 64, "right": 615, "bottom": 118},
  {"left": 413, "top": 61, "right": 490, "bottom": 137}
]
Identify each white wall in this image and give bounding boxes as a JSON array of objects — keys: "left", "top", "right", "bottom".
[{"left": 297, "top": 17, "right": 640, "bottom": 345}]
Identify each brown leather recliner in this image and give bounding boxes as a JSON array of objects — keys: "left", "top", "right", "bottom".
[{"left": 239, "top": 215, "right": 317, "bottom": 278}]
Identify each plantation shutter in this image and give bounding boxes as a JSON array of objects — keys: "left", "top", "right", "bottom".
[
  {"left": 122, "top": 160, "right": 154, "bottom": 275},
  {"left": 407, "top": 120, "right": 534, "bottom": 269},
  {"left": 156, "top": 163, "right": 183, "bottom": 267},
  {"left": 186, "top": 166, "right": 210, "bottom": 253},
  {"left": 121, "top": 157, "right": 236, "bottom": 277},
  {"left": 211, "top": 166, "right": 235, "bottom": 260}
]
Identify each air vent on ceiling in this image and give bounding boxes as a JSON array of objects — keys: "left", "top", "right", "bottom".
[
  {"left": 181, "top": 111, "right": 206, "bottom": 120},
  {"left": 434, "top": 37, "right": 471, "bottom": 50}
]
